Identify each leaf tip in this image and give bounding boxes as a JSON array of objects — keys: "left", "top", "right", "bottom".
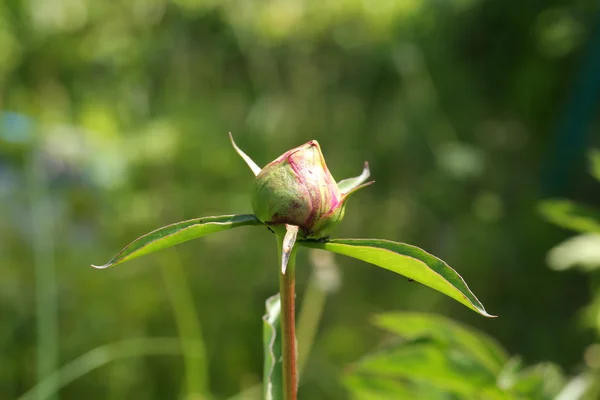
[
  {"left": 480, "top": 309, "right": 497, "bottom": 318},
  {"left": 91, "top": 263, "right": 110, "bottom": 269}
]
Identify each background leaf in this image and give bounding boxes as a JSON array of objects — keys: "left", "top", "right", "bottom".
[
  {"left": 301, "top": 239, "right": 493, "bottom": 317},
  {"left": 538, "top": 200, "right": 600, "bottom": 234},
  {"left": 92, "top": 214, "right": 261, "bottom": 269},
  {"left": 344, "top": 373, "right": 448, "bottom": 400},
  {"left": 373, "top": 312, "right": 508, "bottom": 374},
  {"left": 345, "top": 313, "right": 566, "bottom": 400},
  {"left": 588, "top": 149, "right": 600, "bottom": 182},
  {"left": 263, "top": 294, "right": 283, "bottom": 400},
  {"left": 546, "top": 234, "right": 600, "bottom": 271},
  {"left": 16, "top": 338, "right": 201, "bottom": 400},
  {"left": 508, "top": 362, "right": 566, "bottom": 400},
  {"left": 349, "top": 338, "right": 499, "bottom": 395}
]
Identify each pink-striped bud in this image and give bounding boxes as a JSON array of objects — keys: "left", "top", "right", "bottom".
[{"left": 250, "top": 140, "right": 372, "bottom": 239}]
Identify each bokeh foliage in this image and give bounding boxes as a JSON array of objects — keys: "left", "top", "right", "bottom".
[
  {"left": 1, "top": 0, "right": 599, "bottom": 398},
  {"left": 345, "top": 312, "right": 567, "bottom": 400}
]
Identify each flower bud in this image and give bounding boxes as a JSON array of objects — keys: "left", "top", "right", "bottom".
[
  {"left": 250, "top": 141, "right": 335, "bottom": 238},
  {"left": 229, "top": 133, "right": 373, "bottom": 239},
  {"left": 248, "top": 140, "right": 373, "bottom": 239}
]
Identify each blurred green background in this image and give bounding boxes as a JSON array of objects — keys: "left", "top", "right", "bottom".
[{"left": 2, "top": 0, "right": 600, "bottom": 398}]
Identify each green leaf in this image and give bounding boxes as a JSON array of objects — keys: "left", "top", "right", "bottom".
[
  {"left": 554, "top": 374, "right": 594, "bottom": 400},
  {"left": 589, "top": 149, "right": 600, "bottom": 182},
  {"left": 538, "top": 199, "right": 600, "bottom": 234},
  {"left": 373, "top": 312, "right": 508, "bottom": 374},
  {"left": 513, "top": 363, "right": 565, "bottom": 399},
  {"left": 343, "top": 373, "right": 434, "bottom": 400},
  {"left": 345, "top": 338, "right": 508, "bottom": 399},
  {"left": 346, "top": 312, "right": 564, "bottom": 400},
  {"left": 301, "top": 239, "right": 493, "bottom": 317},
  {"left": 547, "top": 234, "right": 600, "bottom": 271},
  {"left": 345, "top": 313, "right": 512, "bottom": 400},
  {"left": 498, "top": 358, "right": 566, "bottom": 400},
  {"left": 263, "top": 294, "right": 283, "bottom": 400},
  {"left": 92, "top": 214, "right": 262, "bottom": 269}
]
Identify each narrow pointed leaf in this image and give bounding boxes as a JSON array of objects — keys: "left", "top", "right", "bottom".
[
  {"left": 92, "top": 214, "right": 261, "bottom": 269},
  {"left": 229, "top": 132, "right": 262, "bottom": 176},
  {"left": 338, "top": 162, "right": 371, "bottom": 195},
  {"left": 301, "top": 239, "right": 494, "bottom": 317},
  {"left": 539, "top": 199, "right": 600, "bottom": 234},
  {"left": 263, "top": 294, "right": 283, "bottom": 400}
]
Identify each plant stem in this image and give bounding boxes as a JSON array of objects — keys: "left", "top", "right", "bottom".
[{"left": 277, "top": 236, "right": 298, "bottom": 400}]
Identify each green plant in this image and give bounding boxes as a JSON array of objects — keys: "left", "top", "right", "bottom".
[
  {"left": 538, "top": 149, "right": 600, "bottom": 400},
  {"left": 93, "top": 135, "right": 494, "bottom": 400},
  {"left": 344, "top": 312, "right": 568, "bottom": 400}
]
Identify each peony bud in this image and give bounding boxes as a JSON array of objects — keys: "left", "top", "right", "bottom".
[
  {"left": 252, "top": 140, "right": 343, "bottom": 239},
  {"left": 229, "top": 134, "right": 373, "bottom": 240}
]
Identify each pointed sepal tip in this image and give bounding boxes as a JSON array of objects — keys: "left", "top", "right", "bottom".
[
  {"left": 229, "top": 132, "right": 262, "bottom": 176},
  {"left": 338, "top": 161, "right": 372, "bottom": 195}
]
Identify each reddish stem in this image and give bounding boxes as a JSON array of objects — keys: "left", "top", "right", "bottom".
[{"left": 278, "top": 240, "right": 298, "bottom": 400}]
